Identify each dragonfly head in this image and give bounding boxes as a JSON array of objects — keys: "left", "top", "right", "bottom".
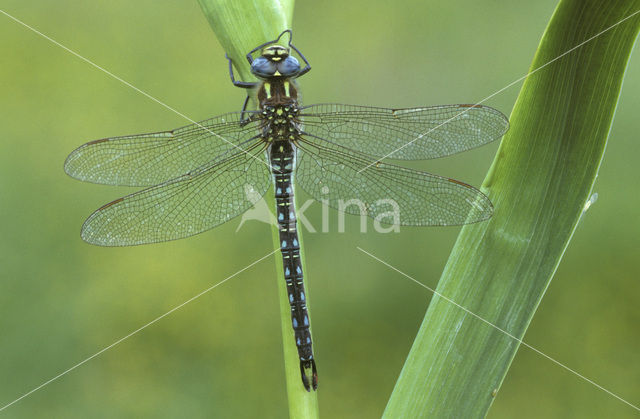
[
  {"left": 262, "top": 45, "right": 289, "bottom": 60},
  {"left": 251, "top": 45, "right": 301, "bottom": 79}
]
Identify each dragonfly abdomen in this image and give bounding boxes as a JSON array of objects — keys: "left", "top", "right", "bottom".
[{"left": 269, "top": 140, "right": 317, "bottom": 391}]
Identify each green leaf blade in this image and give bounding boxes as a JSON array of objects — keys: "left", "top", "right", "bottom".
[{"left": 384, "top": 1, "right": 640, "bottom": 417}]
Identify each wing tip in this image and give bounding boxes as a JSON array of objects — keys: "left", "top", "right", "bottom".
[
  {"left": 64, "top": 140, "right": 102, "bottom": 180},
  {"left": 466, "top": 191, "right": 494, "bottom": 224},
  {"left": 63, "top": 148, "right": 81, "bottom": 178},
  {"left": 456, "top": 103, "right": 510, "bottom": 138}
]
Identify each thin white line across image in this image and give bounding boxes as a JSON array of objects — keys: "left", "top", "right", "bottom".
[
  {"left": 357, "top": 246, "right": 639, "bottom": 412},
  {"left": 0, "top": 248, "right": 280, "bottom": 413},
  {"left": 0, "top": 9, "right": 273, "bottom": 171},
  {"left": 356, "top": 8, "right": 640, "bottom": 173}
]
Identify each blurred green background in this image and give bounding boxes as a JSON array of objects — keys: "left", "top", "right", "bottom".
[{"left": 1, "top": 1, "right": 638, "bottom": 417}]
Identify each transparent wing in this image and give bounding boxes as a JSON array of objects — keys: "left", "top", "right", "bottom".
[
  {"left": 299, "top": 104, "right": 508, "bottom": 160},
  {"left": 81, "top": 148, "right": 271, "bottom": 246},
  {"left": 65, "top": 111, "right": 262, "bottom": 186},
  {"left": 295, "top": 138, "right": 492, "bottom": 226}
]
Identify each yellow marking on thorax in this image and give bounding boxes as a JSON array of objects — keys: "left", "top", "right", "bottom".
[
  {"left": 283, "top": 80, "right": 290, "bottom": 97},
  {"left": 264, "top": 82, "right": 272, "bottom": 99}
]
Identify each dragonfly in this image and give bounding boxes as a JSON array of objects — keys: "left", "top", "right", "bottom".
[{"left": 64, "top": 30, "right": 509, "bottom": 391}]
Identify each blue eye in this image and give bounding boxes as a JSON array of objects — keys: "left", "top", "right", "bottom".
[
  {"left": 277, "top": 56, "right": 301, "bottom": 76},
  {"left": 251, "top": 57, "right": 276, "bottom": 78}
]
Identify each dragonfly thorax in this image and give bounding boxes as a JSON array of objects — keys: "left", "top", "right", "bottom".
[{"left": 261, "top": 105, "right": 300, "bottom": 143}]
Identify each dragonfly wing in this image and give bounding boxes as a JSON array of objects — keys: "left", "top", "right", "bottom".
[
  {"left": 81, "top": 150, "right": 271, "bottom": 246},
  {"left": 65, "top": 112, "right": 261, "bottom": 186},
  {"left": 295, "top": 138, "right": 492, "bottom": 226},
  {"left": 299, "top": 104, "right": 508, "bottom": 160}
]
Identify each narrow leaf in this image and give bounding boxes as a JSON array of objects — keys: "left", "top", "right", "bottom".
[{"left": 384, "top": 1, "right": 640, "bottom": 417}]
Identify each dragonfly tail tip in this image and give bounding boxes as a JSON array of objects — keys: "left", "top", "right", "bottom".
[{"left": 299, "top": 359, "right": 318, "bottom": 392}]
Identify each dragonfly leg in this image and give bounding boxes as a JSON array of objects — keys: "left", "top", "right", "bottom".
[
  {"left": 246, "top": 29, "right": 292, "bottom": 64},
  {"left": 226, "top": 53, "right": 257, "bottom": 89},
  {"left": 239, "top": 95, "right": 252, "bottom": 124},
  {"left": 226, "top": 54, "right": 258, "bottom": 114},
  {"left": 289, "top": 42, "right": 311, "bottom": 78},
  {"left": 300, "top": 359, "right": 318, "bottom": 392}
]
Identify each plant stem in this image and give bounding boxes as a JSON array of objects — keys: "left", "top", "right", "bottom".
[{"left": 197, "top": 1, "right": 319, "bottom": 417}]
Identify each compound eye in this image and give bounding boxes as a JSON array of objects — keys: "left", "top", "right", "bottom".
[
  {"left": 251, "top": 57, "right": 276, "bottom": 78},
  {"left": 278, "top": 56, "right": 301, "bottom": 77}
]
